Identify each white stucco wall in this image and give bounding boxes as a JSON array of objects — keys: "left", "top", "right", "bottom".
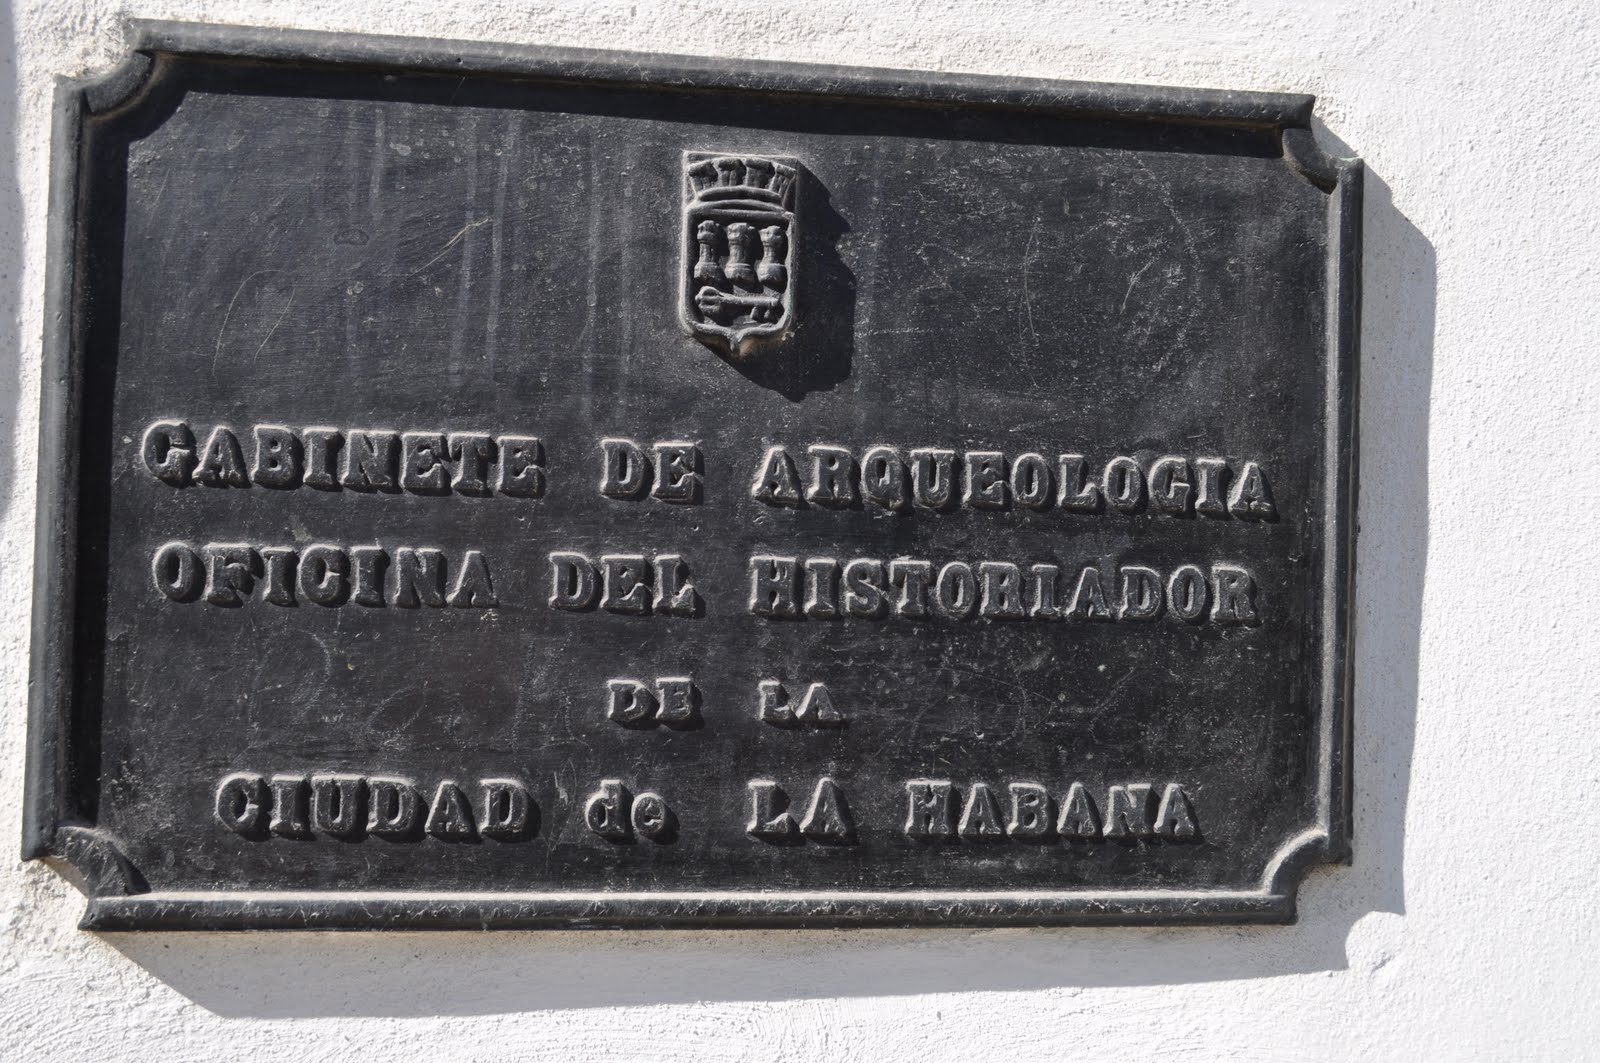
[{"left": 1, "top": 1, "right": 1596, "bottom": 1059}]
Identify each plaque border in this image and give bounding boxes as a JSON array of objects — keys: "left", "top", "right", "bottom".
[{"left": 24, "top": 19, "right": 1360, "bottom": 930}]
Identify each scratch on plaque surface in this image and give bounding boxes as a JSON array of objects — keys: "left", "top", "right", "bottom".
[
  {"left": 211, "top": 267, "right": 285, "bottom": 376},
  {"left": 412, "top": 216, "right": 489, "bottom": 275}
]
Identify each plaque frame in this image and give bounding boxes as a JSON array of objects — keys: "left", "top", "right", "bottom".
[{"left": 24, "top": 19, "right": 1360, "bottom": 930}]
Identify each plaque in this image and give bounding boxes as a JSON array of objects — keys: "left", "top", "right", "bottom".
[{"left": 25, "top": 21, "right": 1360, "bottom": 928}]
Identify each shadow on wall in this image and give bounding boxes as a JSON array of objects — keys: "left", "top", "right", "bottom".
[{"left": 89, "top": 140, "right": 1432, "bottom": 1015}]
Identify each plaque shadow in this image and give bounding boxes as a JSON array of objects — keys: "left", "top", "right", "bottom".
[{"left": 96, "top": 142, "right": 1431, "bottom": 1015}]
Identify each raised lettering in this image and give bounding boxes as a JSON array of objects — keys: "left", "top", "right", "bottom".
[
  {"left": 757, "top": 680, "right": 794, "bottom": 726},
  {"left": 652, "top": 441, "right": 701, "bottom": 503},
  {"left": 203, "top": 543, "right": 259, "bottom": 606},
  {"left": 448, "top": 432, "right": 494, "bottom": 494},
  {"left": 252, "top": 425, "right": 302, "bottom": 488},
  {"left": 963, "top": 452, "right": 1008, "bottom": 509},
  {"left": 497, "top": 435, "right": 544, "bottom": 497},
  {"left": 142, "top": 420, "right": 195, "bottom": 485},
  {"left": 350, "top": 546, "right": 387, "bottom": 606},
  {"left": 1103, "top": 456, "right": 1144, "bottom": 512},
  {"left": 842, "top": 558, "right": 887, "bottom": 618},
  {"left": 393, "top": 547, "right": 446, "bottom": 608},
  {"left": 426, "top": 780, "right": 478, "bottom": 840},
  {"left": 1168, "top": 564, "right": 1209, "bottom": 622},
  {"left": 1028, "top": 563, "right": 1063, "bottom": 620},
  {"left": 978, "top": 561, "right": 1026, "bottom": 619},
  {"left": 904, "top": 780, "right": 955, "bottom": 839},
  {"left": 400, "top": 431, "right": 449, "bottom": 493},
  {"left": 600, "top": 554, "right": 650, "bottom": 614},
  {"left": 747, "top": 779, "right": 797, "bottom": 840},
  {"left": 803, "top": 557, "right": 841, "bottom": 619},
  {"left": 549, "top": 552, "right": 598, "bottom": 610},
  {"left": 446, "top": 550, "right": 496, "bottom": 607},
  {"left": 759, "top": 680, "right": 842, "bottom": 727},
  {"left": 631, "top": 791, "right": 675, "bottom": 842},
  {"left": 1067, "top": 566, "right": 1113, "bottom": 620},
  {"left": 340, "top": 430, "right": 400, "bottom": 491},
  {"left": 260, "top": 547, "right": 297, "bottom": 606},
  {"left": 367, "top": 777, "right": 422, "bottom": 839},
  {"left": 480, "top": 778, "right": 534, "bottom": 840},
  {"left": 861, "top": 445, "right": 909, "bottom": 510},
  {"left": 805, "top": 444, "right": 858, "bottom": 507},
  {"left": 800, "top": 778, "right": 856, "bottom": 843},
  {"left": 195, "top": 425, "right": 249, "bottom": 487},
  {"left": 1155, "top": 783, "right": 1198, "bottom": 840},
  {"left": 1194, "top": 457, "right": 1229, "bottom": 517},
  {"left": 751, "top": 445, "right": 802, "bottom": 506},
  {"left": 600, "top": 438, "right": 648, "bottom": 499},
  {"left": 933, "top": 562, "right": 977, "bottom": 620},
  {"left": 1010, "top": 452, "right": 1052, "bottom": 510},
  {"left": 151, "top": 542, "right": 202, "bottom": 603},
  {"left": 607, "top": 679, "right": 658, "bottom": 727},
  {"left": 299, "top": 544, "right": 349, "bottom": 606},
  {"left": 1210, "top": 564, "right": 1259, "bottom": 624},
  {"left": 1119, "top": 565, "right": 1163, "bottom": 621},
  {"left": 796, "top": 682, "right": 845, "bottom": 726},
  {"left": 958, "top": 783, "right": 1006, "bottom": 838},
  {"left": 1149, "top": 456, "right": 1192, "bottom": 514},
  {"left": 1104, "top": 784, "right": 1156, "bottom": 839},
  {"left": 749, "top": 555, "right": 799, "bottom": 618},
  {"left": 1058, "top": 454, "right": 1102, "bottom": 511},
  {"left": 888, "top": 558, "right": 934, "bottom": 618},
  {"left": 268, "top": 775, "right": 310, "bottom": 838},
  {"left": 1007, "top": 782, "right": 1054, "bottom": 840},
  {"left": 310, "top": 774, "right": 366, "bottom": 838},
  {"left": 1228, "top": 461, "right": 1276, "bottom": 520},
  {"left": 655, "top": 677, "right": 699, "bottom": 728},
  {"left": 302, "top": 427, "right": 342, "bottom": 490},
  {"left": 214, "top": 772, "right": 266, "bottom": 835},
  {"left": 652, "top": 554, "right": 698, "bottom": 616},
  {"left": 1057, "top": 782, "right": 1102, "bottom": 839},
  {"left": 910, "top": 448, "right": 957, "bottom": 509}
]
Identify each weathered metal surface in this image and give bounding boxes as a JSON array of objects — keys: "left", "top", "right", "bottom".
[{"left": 25, "top": 21, "right": 1359, "bottom": 929}]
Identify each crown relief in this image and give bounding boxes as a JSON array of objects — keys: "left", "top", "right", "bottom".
[{"left": 685, "top": 156, "right": 797, "bottom": 207}]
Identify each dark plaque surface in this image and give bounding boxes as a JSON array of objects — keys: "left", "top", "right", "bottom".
[{"left": 25, "top": 21, "right": 1359, "bottom": 929}]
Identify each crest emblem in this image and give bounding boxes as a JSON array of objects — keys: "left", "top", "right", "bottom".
[{"left": 681, "top": 153, "right": 798, "bottom": 359}]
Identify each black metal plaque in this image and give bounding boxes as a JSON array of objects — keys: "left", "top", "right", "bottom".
[{"left": 26, "top": 21, "right": 1359, "bottom": 929}]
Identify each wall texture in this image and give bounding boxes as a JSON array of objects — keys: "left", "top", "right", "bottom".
[{"left": 1, "top": 1, "right": 1595, "bottom": 1059}]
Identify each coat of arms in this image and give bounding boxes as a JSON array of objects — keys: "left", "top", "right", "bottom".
[{"left": 680, "top": 153, "right": 798, "bottom": 359}]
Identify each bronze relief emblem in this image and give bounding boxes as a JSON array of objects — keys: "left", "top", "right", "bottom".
[{"left": 681, "top": 153, "right": 798, "bottom": 359}]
